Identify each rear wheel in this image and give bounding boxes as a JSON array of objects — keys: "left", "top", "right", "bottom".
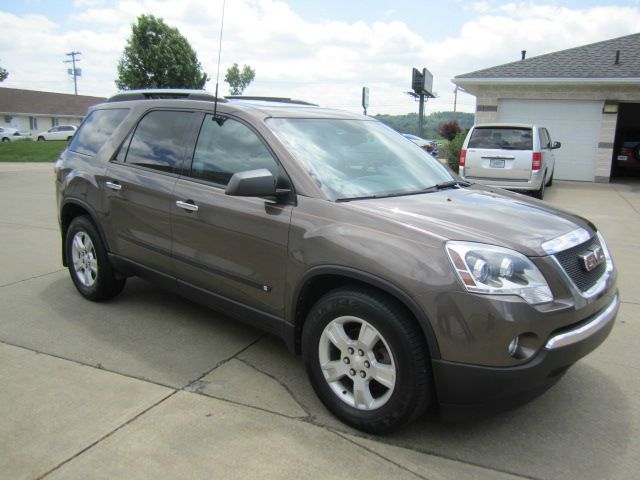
[
  {"left": 65, "top": 216, "right": 126, "bottom": 301},
  {"left": 302, "top": 286, "right": 431, "bottom": 433},
  {"left": 1, "top": 137, "right": 9, "bottom": 143},
  {"left": 532, "top": 173, "right": 546, "bottom": 199}
]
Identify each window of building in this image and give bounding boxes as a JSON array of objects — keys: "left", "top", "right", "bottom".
[{"left": 29, "top": 117, "right": 38, "bottom": 130}]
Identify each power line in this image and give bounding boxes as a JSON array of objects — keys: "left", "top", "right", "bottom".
[{"left": 64, "top": 51, "right": 81, "bottom": 95}]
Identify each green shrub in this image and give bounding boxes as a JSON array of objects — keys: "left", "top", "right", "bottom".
[{"left": 447, "top": 132, "right": 466, "bottom": 173}]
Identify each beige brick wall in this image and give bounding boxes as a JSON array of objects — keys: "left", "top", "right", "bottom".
[{"left": 471, "top": 83, "right": 640, "bottom": 181}]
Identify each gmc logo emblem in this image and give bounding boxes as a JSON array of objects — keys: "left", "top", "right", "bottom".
[{"left": 579, "top": 246, "right": 605, "bottom": 272}]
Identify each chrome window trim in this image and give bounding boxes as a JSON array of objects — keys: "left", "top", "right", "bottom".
[{"left": 541, "top": 227, "right": 591, "bottom": 255}]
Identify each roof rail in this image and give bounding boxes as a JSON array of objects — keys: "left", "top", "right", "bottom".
[
  {"left": 225, "top": 96, "right": 317, "bottom": 106},
  {"left": 107, "top": 89, "right": 224, "bottom": 103}
]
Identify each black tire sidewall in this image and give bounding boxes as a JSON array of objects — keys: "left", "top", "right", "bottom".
[
  {"left": 302, "top": 289, "right": 429, "bottom": 433},
  {"left": 65, "top": 216, "right": 121, "bottom": 301}
]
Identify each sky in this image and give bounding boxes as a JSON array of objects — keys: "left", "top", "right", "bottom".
[{"left": 0, "top": 0, "right": 638, "bottom": 115}]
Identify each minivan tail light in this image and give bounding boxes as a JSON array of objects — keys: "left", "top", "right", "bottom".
[
  {"left": 460, "top": 149, "right": 467, "bottom": 167},
  {"left": 532, "top": 152, "right": 542, "bottom": 171}
]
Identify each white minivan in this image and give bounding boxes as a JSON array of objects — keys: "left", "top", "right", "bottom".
[{"left": 459, "top": 124, "right": 560, "bottom": 199}]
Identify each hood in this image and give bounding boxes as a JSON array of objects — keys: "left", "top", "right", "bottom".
[{"left": 346, "top": 186, "right": 593, "bottom": 257}]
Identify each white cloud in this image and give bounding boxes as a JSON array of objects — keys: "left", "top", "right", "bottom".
[
  {"left": 1, "top": 1, "right": 639, "bottom": 116},
  {"left": 470, "top": 2, "right": 491, "bottom": 13}
]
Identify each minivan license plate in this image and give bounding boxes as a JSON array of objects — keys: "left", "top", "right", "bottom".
[{"left": 490, "top": 159, "right": 505, "bottom": 168}]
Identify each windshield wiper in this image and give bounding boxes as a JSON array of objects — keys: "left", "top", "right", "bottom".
[{"left": 421, "top": 180, "right": 470, "bottom": 192}]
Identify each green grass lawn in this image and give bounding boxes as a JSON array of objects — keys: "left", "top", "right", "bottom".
[{"left": 0, "top": 140, "right": 67, "bottom": 162}]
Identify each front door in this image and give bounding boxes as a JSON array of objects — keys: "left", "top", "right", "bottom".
[{"left": 171, "top": 113, "right": 292, "bottom": 317}]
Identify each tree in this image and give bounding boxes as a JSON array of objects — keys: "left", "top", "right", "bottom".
[
  {"left": 437, "top": 119, "right": 461, "bottom": 141},
  {"left": 224, "top": 63, "right": 255, "bottom": 95},
  {"left": 115, "top": 14, "right": 208, "bottom": 90},
  {"left": 0, "top": 64, "right": 8, "bottom": 82}
]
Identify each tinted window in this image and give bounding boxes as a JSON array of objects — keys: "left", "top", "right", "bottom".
[
  {"left": 125, "top": 110, "right": 194, "bottom": 174},
  {"left": 190, "top": 115, "right": 279, "bottom": 185},
  {"left": 468, "top": 127, "right": 533, "bottom": 150},
  {"left": 69, "top": 109, "right": 129, "bottom": 156},
  {"left": 541, "top": 129, "right": 551, "bottom": 149},
  {"left": 61, "top": 126, "right": 74, "bottom": 132}
]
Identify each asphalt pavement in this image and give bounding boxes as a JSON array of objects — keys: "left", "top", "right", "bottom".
[{"left": 1, "top": 163, "right": 638, "bottom": 479}]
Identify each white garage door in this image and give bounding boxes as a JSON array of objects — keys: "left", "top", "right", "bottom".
[{"left": 497, "top": 99, "right": 603, "bottom": 181}]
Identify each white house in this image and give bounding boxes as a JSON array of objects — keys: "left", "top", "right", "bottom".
[
  {"left": 453, "top": 33, "right": 640, "bottom": 182},
  {"left": 0, "top": 87, "right": 105, "bottom": 135}
]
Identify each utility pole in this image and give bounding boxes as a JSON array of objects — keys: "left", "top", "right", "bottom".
[
  {"left": 64, "top": 51, "right": 82, "bottom": 95},
  {"left": 453, "top": 86, "right": 458, "bottom": 121}
]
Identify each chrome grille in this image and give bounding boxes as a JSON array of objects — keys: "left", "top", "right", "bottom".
[{"left": 554, "top": 236, "right": 607, "bottom": 292}]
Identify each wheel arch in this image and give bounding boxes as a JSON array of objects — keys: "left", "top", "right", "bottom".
[
  {"left": 60, "top": 198, "right": 109, "bottom": 266},
  {"left": 291, "top": 265, "right": 441, "bottom": 359}
]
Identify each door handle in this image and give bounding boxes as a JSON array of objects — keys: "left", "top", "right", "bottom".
[
  {"left": 176, "top": 200, "right": 199, "bottom": 212},
  {"left": 105, "top": 181, "right": 122, "bottom": 191}
]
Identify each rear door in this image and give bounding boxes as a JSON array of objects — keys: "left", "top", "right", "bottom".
[
  {"left": 171, "top": 113, "right": 292, "bottom": 318},
  {"left": 540, "top": 128, "right": 556, "bottom": 176},
  {"left": 103, "top": 109, "right": 200, "bottom": 275},
  {"left": 464, "top": 126, "right": 533, "bottom": 181}
]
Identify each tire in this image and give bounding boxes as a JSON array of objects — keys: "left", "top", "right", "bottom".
[
  {"left": 65, "top": 216, "right": 126, "bottom": 301},
  {"left": 546, "top": 169, "right": 554, "bottom": 187},
  {"left": 1, "top": 137, "right": 10, "bottom": 143},
  {"left": 532, "top": 173, "right": 546, "bottom": 199},
  {"left": 67, "top": 136, "right": 73, "bottom": 141},
  {"left": 302, "top": 286, "right": 432, "bottom": 433},
  {"left": 38, "top": 136, "right": 45, "bottom": 141}
]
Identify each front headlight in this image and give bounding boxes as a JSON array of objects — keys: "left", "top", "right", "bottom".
[{"left": 445, "top": 241, "right": 553, "bottom": 305}]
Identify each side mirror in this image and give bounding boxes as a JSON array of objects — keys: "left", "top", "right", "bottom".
[
  {"left": 225, "top": 168, "right": 278, "bottom": 197},
  {"left": 552, "top": 141, "right": 561, "bottom": 149}
]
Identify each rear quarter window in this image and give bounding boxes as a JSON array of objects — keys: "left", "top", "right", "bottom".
[
  {"left": 468, "top": 127, "right": 533, "bottom": 150},
  {"left": 69, "top": 109, "right": 129, "bottom": 156}
]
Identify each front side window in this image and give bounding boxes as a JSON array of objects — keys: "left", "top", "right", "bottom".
[
  {"left": 267, "top": 118, "right": 453, "bottom": 201},
  {"left": 125, "top": 110, "right": 194, "bottom": 174},
  {"left": 468, "top": 127, "right": 533, "bottom": 150},
  {"left": 190, "top": 115, "right": 279, "bottom": 185},
  {"left": 69, "top": 109, "right": 129, "bottom": 156}
]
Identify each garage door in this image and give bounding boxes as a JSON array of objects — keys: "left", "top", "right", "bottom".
[{"left": 497, "top": 99, "right": 603, "bottom": 181}]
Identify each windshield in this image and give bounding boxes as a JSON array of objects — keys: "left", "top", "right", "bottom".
[{"left": 267, "top": 118, "right": 454, "bottom": 201}]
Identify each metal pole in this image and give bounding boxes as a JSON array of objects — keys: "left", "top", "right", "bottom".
[
  {"left": 418, "top": 93, "right": 425, "bottom": 138},
  {"left": 453, "top": 86, "right": 458, "bottom": 121},
  {"left": 65, "top": 52, "right": 81, "bottom": 95}
]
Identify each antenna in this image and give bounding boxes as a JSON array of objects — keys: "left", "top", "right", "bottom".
[{"left": 213, "top": 0, "right": 226, "bottom": 124}]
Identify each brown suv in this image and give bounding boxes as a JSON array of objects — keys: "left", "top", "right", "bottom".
[{"left": 55, "top": 90, "right": 618, "bottom": 433}]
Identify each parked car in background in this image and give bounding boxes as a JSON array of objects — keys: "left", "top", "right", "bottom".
[
  {"left": 0, "top": 126, "right": 32, "bottom": 142},
  {"left": 459, "top": 123, "right": 560, "bottom": 199},
  {"left": 615, "top": 139, "right": 640, "bottom": 169},
  {"left": 37, "top": 125, "right": 77, "bottom": 141},
  {"left": 402, "top": 133, "right": 439, "bottom": 157},
  {"left": 55, "top": 91, "right": 616, "bottom": 433}
]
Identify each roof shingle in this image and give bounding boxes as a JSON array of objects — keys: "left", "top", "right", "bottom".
[
  {"left": 455, "top": 33, "right": 640, "bottom": 80},
  {"left": 0, "top": 87, "right": 106, "bottom": 116}
]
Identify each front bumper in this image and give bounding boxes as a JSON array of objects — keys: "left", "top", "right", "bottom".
[{"left": 433, "top": 293, "right": 619, "bottom": 419}]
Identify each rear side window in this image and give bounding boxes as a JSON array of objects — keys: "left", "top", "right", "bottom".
[
  {"left": 190, "top": 115, "right": 279, "bottom": 186},
  {"left": 540, "top": 129, "right": 551, "bottom": 149},
  {"left": 124, "top": 110, "right": 194, "bottom": 175},
  {"left": 69, "top": 109, "right": 129, "bottom": 156},
  {"left": 468, "top": 127, "right": 533, "bottom": 150}
]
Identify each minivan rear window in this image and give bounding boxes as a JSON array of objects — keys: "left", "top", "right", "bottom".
[
  {"left": 468, "top": 127, "right": 533, "bottom": 150},
  {"left": 69, "top": 109, "right": 129, "bottom": 156}
]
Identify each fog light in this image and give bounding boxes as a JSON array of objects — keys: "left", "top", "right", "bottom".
[{"left": 508, "top": 336, "right": 519, "bottom": 357}]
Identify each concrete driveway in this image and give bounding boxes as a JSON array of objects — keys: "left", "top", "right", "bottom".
[{"left": 1, "top": 163, "right": 638, "bottom": 479}]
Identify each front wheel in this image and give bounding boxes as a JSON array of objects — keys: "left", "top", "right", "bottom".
[
  {"left": 65, "top": 216, "right": 126, "bottom": 301},
  {"left": 37, "top": 136, "right": 45, "bottom": 141},
  {"left": 546, "top": 169, "right": 554, "bottom": 187},
  {"left": 302, "top": 287, "right": 432, "bottom": 433}
]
